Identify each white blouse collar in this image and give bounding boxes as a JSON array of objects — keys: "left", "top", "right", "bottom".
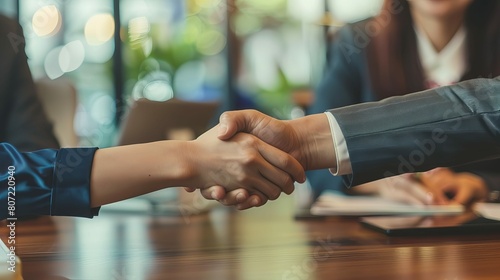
[{"left": 414, "top": 24, "right": 467, "bottom": 88}]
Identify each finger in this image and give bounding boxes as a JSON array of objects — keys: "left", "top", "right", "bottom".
[
  {"left": 381, "top": 181, "right": 428, "bottom": 205},
  {"left": 184, "top": 187, "right": 196, "bottom": 193},
  {"left": 428, "top": 189, "right": 450, "bottom": 205},
  {"left": 200, "top": 186, "right": 227, "bottom": 200},
  {"left": 257, "top": 139, "right": 305, "bottom": 185},
  {"left": 243, "top": 175, "right": 282, "bottom": 200},
  {"left": 451, "top": 192, "right": 472, "bottom": 205},
  {"left": 421, "top": 168, "right": 454, "bottom": 187},
  {"left": 258, "top": 166, "right": 296, "bottom": 195},
  {"left": 218, "top": 189, "right": 251, "bottom": 206},
  {"left": 383, "top": 177, "right": 431, "bottom": 205},
  {"left": 237, "top": 194, "right": 268, "bottom": 210},
  {"left": 218, "top": 110, "right": 262, "bottom": 140},
  {"left": 449, "top": 185, "right": 474, "bottom": 205},
  {"left": 404, "top": 182, "right": 435, "bottom": 205},
  {"left": 427, "top": 183, "right": 457, "bottom": 204}
]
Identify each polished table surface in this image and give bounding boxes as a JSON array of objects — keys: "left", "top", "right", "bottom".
[{"left": 2, "top": 195, "right": 500, "bottom": 280}]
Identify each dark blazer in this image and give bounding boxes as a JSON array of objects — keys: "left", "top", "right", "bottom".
[
  {"left": 0, "top": 15, "right": 59, "bottom": 151},
  {"left": 329, "top": 77, "right": 500, "bottom": 188},
  {"left": 307, "top": 21, "right": 500, "bottom": 197}
]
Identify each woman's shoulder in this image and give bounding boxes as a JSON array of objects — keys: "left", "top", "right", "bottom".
[
  {"left": 325, "top": 18, "right": 376, "bottom": 65},
  {"left": 328, "top": 18, "right": 376, "bottom": 44}
]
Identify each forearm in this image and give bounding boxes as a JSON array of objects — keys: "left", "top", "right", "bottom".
[
  {"left": 330, "top": 77, "right": 500, "bottom": 186},
  {"left": 90, "top": 141, "right": 192, "bottom": 207},
  {"left": 90, "top": 125, "right": 305, "bottom": 208},
  {"left": 1, "top": 143, "right": 98, "bottom": 219}
]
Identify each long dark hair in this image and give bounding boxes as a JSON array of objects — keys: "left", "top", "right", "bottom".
[{"left": 366, "top": 0, "right": 500, "bottom": 99}]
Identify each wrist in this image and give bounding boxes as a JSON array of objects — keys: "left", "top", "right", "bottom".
[
  {"left": 159, "top": 140, "right": 198, "bottom": 188},
  {"left": 289, "top": 114, "right": 336, "bottom": 170}
]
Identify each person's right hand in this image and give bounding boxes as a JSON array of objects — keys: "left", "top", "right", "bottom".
[
  {"left": 185, "top": 124, "right": 306, "bottom": 201},
  {"left": 419, "top": 168, "right": 488, "bottom": 205},
  {"left": 187, "top": 110, "right": 336, "bottom": 209},
  {"left": 185, "top": 110, "right": 306, "bottom": 208}
]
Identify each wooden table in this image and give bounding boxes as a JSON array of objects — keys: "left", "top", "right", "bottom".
[{"left": 2, "top": 196, "right": 500, "bottom": 280}]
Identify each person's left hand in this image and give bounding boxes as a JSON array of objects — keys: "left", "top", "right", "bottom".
[
  {"left": 348, "top": 174, "right": 434, "bottom": 205},
  {"left": 185, "top": 179, "right": 266, "bottom": 209},
  {"left": 420, "top": 168, "right": 489, "bottom": 205}
]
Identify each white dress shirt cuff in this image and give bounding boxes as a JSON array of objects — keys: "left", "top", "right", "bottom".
[{"left": 324, "top": 112, "right": 352, "bottom": 175}]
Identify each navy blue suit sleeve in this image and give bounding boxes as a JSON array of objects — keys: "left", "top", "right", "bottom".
[
  {"left": 328, "top": 77, "right": 500, "bottom": 187},
  {"left": 0, "top": 143, "right": 100, "bottom": 219}
]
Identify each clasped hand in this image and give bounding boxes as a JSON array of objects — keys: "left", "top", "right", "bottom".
[
  {"left": 184, "top": 121, "right": 305, "bottom": 207},
  {"left": 186, "top": 109, "right": 335, "bottom": 209}
]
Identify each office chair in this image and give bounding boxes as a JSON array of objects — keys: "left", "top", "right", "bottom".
[{"left": 35, "top": 76, "right": 79, "bottom": 147}]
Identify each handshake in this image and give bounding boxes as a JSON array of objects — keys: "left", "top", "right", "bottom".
[
  {"left": 90, "top": 78, "right": 498, "bottom": 213},
  {"left": 183, "top": 109, "right": 336, "bottom": 210},
  {"left": 5, "top": 78, "right": 496, "bottom": 219}
]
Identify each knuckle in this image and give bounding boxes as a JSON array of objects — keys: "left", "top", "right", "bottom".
[
  {"left": 243, "top": 135, "right": 258, "bottom": 147},
  {"left": 242, "top": 152, "right": 259, "bottom": 164},
  {"left": 279, "top": 155, "right": 291, "bottom": 168}
]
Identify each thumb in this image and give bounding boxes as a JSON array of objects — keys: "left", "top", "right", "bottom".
[{"left": 218, "top": 110, "right": 260, "bottom": 140}]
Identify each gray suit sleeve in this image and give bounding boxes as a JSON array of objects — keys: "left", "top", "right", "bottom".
[{"left": 328, "top": 77, "right": 500, "bottom": 187}]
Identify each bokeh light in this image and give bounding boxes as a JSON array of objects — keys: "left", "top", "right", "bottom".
[
  {"left": 196, "top": 30, "right": 226, "bottom": 56},
  {"left": 59, "top": 40, "right": 85, "bottom": 73},
  {"left": 287, "top": 0, "right": 324, "bottom": 22},
  {"left": 184, "top": 16, "right": 204, "bottom": 43},
  {"left": 44, "top": 40, "right": 85, "bottom": 79},
  {"left": 143, "top": 80, "right": 174, "bottom": 101},
  {"left": 32, "top": 5, "right": 61, "bottom": 37},
  {"left": 246, "top": 30, "right": 281, "bottom": 90},
  {"left": 84, "top": 39, "right": 115, "bottom": 63},
  {"left": 128, "top": 16, "right": 152, "bottom": 56},
  {"left": 44, "top": 46, "right": 64, "bottom": 79},
  {"left": 90, "top": 94, "right": 116, "bottom": 125},
  {"left": 174, "top": 60, "right": 206, "bottom": 100},
  {"left": 84, "top": 13, "right": 115, "bottom": 45},
  {"left": 132, "top": 71, "right": 173, "bottom": 102},
  {"left": 237, "top": 0, "right": 287, "bottom": 14},
  {"left": 328, "top": 0, "right": 383, "bottom": 23},
  {"left": 232, "top": 13, "right": 262, "bottom": 36},
  {"left": 195, "top": 0, "right": 222, "bottom": 9}
]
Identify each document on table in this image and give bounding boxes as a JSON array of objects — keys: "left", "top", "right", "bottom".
[
  {"left": 310, "top": 192, "right": 464, "bottom": 216},
  {"left": 474, "top": 203, "right": 500, "bottom": 221}
]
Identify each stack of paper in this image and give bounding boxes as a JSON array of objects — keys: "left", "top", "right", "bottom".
[
  {"left": 310, "top": 192, "right": 464, "bottom": 216},
  {"left": 474, "top": 203, "right": 500, "bottom": 221}
]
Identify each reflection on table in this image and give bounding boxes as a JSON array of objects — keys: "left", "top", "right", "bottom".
[{"left": 1, "top": 195, "right": 500, "bottom": 280}]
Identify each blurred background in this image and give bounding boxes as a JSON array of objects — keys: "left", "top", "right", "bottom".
[{"left": 0, "top": 0, "right": 383, "bottom": 147}]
